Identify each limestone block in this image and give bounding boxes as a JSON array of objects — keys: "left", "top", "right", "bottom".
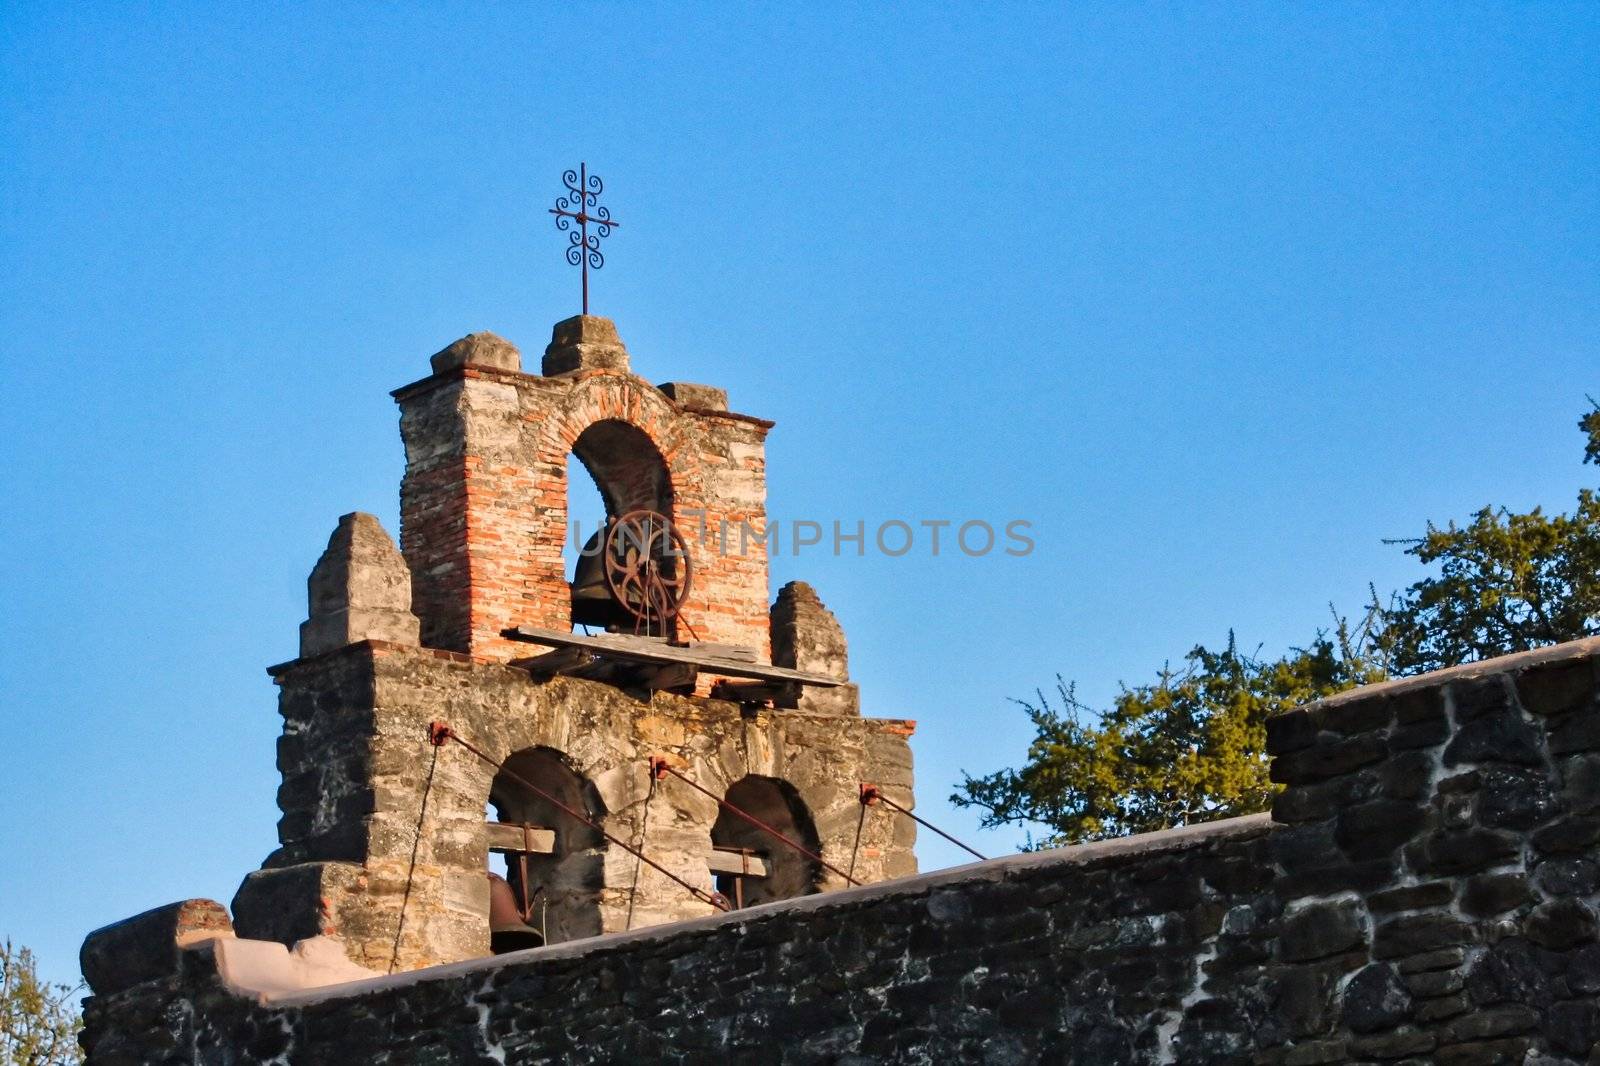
[
  {"left": 542, "top": 315, "right": 630, "bottom": 375},
  {"left": 429, "top": 331, "right": 522, "bottom": 374},
  {"left": 80, "top": 899, "right": 234, "bottom": 995},
  {"left": 299, "top": 513, "right": 421, "bottom": 657},
  {"left": 771, "top": 581, "right": 859, "bottom": 715},
  {"left": 659, "top": 381, "right": 729, "bottom": 411}
]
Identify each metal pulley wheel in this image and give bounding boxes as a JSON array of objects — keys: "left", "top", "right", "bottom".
[{"left": 601, "top": 509, "right": 692, "bottom": 632}]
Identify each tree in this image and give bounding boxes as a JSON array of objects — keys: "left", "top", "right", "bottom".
[
  {"left": 1, "top": 941, "right": 82, "bottom": 1066},
  {"left": 955, "top": 404, "right": 1600, "bottom": 848},
  {"left": 1377, "top": 403, "right": 1600, "bottom": 672},
  {"left": 954, "top": 622, "right": 1383, "bottom": 848}
]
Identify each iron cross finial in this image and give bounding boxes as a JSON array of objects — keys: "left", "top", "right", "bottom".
[{"left": 549, "top": 163, "right": 619, "bottom": 316}]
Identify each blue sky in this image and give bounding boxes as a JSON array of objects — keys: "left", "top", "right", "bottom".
[{"left": 2, "top": 4, "right": 1596, "bottom": 986}]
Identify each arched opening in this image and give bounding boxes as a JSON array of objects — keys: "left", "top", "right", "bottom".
[
  {"left": 485, "top": 747, "right": 607, "bottom": 948},
  {"left": 566, "top": 419, "right": 684, "bottom": 636},
  {"left": 709, "top": 776, "right": 822, "bottom": 909}
]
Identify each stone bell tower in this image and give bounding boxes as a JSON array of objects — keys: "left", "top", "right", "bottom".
[{"left": 227, "top": 316, "right": 917, "bottom": 971}]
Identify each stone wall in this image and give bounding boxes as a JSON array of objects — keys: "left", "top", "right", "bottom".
[
  {"left": 231, "top": 639, "right": 915, "bottom": 972},
  {"left": 82, "top": 637, "right": 1600, "bottom": 1063}
]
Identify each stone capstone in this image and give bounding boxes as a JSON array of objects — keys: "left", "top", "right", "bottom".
[
  {"left": 541, "top": 315, "right": 629, "bottom": 375},
  {"left": 658, "top": 381, "right": 729, "bottom": 411},
  {"left": 298, "top": 512, "right": 420, "bottom": 658},
  {"left": 429, "top": 331, "right": 522, "bottom": 374}
]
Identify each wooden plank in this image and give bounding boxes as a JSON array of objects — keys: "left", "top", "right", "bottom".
[
  {"left": 502, "top": 626, "right": 843, "bottom": 688},
  {"left": 706, "top": 850, "right": 769, "bottom": 878},
  {"left": 684, "top": 641, "right": 757, "bottom": 663},
  {"left": 485, "top": 822, "right": 556, "bottom": 854}
]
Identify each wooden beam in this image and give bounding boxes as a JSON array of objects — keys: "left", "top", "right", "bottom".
[
  {"left": 502, "top": 626, "right": 843, "bottom": 688},
  {"left": 706, "top": 850, "right": 769, "bottom": 878},
  {"left": 642, "top": 662, "right": 698, "bottom": 691},
  {"left": 710, "top": 680, "right": 799, "bottom": 705},
  {"left": 485, "top": 822, "right": 556, "bottom": 854},
  {"left": 510, "top": 646, "right": 592, "bottom": 677}
]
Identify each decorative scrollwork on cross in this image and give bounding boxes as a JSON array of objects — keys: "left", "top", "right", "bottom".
[{"left": 549, "top": 163, "right": 620, "bottom": 316}]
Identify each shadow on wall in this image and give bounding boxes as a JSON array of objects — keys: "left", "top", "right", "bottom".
[
  {"left": 487, "top": 747, "right": 607, "bottom": 945},
  {"left": 712, "top": 775, "right": 822, "bottom": 908}
]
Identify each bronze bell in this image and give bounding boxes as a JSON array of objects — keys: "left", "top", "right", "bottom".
[
  {"left": 570, "top": 527, "right": 621, "bottom": 628},
  {"left": 487, "top": 872, "right": 544, "bottom": 954}
]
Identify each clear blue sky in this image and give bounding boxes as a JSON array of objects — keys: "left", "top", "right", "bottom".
[{"left": 2, "top": 4, "right": 1596, "bottom": 986}]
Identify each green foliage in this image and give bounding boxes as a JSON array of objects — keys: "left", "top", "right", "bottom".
[
  {"left": 1377, "top": 399, "right": 1600, "bottom": 673},
  {"left": 1, "top": 941, "right": 81, "bottom": 1066},
  {"left": 957, "top": 403, "right": 1600, "bottom": 849},
  {"left": 1376, "top": 493, "right": 1600, "bottom": 673},
  {"left": 954, "top": 621, "right": 1384, "bottom": 848}
]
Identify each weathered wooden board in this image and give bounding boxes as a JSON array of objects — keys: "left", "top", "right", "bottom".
[
  {"left": 502, "top": 626, "right": 842, "bottom": 688},
  {"left": 485, "top": 823, "right": 557, "bottom": 854},
  {"left": 706, "top": 850, "right": 770, "bottom": 878}
]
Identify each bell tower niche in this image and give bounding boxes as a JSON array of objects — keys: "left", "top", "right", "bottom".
[{"left": 395, "top": 316, "right": 771, "bottom": 661}]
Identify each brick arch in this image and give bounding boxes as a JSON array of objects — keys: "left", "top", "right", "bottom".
[
  {"left": 534, "top": 373, "right": 714, "bottom": 641},
  {"left": 540, "top": 374, "right": 701, "bottom": 527},
  {"left": 569, "top": 419, "right": 672, "bottom": 519},
  {"left": 397, "top": 359, "right": 769, "bottom": 660}
]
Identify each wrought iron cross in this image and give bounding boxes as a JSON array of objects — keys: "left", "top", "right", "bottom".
[{"left": 549, "top": 163, "right": 619, "bottom": 316}]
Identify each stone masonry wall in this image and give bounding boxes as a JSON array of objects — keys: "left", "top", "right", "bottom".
[
  {"left": 395, "top": 319, "right": 773, "bottom": 663},
  {"left": 81, "top": 637, "right": 1600, "bottom": 1064},
  {"left": 231, "top": 639, "right": 915, "bottom": 973}
]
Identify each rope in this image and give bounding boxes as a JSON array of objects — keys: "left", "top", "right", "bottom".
[
  {"left": 860, "top": 784, "right": 987, "bottom": 862},
  {"left": 846, "top": 796, "right": 868, "bottom": 883},
  {"left": 389, "top": 742, "right": 440, "bottom": 973},
  {"left": 429, "top": 723, "right": 728, "bottom": 913},
  {"left": 651, "top": 759, "right": 860, "bottom": 887}
]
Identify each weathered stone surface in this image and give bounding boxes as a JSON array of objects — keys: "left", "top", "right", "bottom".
[
  {"left": 1547, "top": 999, "right": 1600, "bottom": 1057},
  {"left": 1406, "top": 827, "right": 1520, "bottom": 877},
  {"left": 657, "top": 381, "right": 729, "bottom": 411},
  {"left": 770, "top": 581, "right": 858, "bottom": 716},
  {"left": 1459, "top": 873, "right": 1531, "bottom": 917},
  {"left": 298, "top": 512, "right": 420, "bottom": 657},
  {"left": 238, "top": 643, "right": 916, "bottom": 971},
  {"left": 1367, "top": 881, "right": 1454, "bottom": 914},
  {"left": 85, "top": 589, "right": 1600, "bottom": 1062},
  {"left": 1515, "top": 659, "right": 1596, "bottom": 717},
  {"left": 1523, "top": 898, "right": 1599, "bottom": 949},
  {"left": 1342, "top": 962, "right": 1411, "bottom": 1033},
  {"left": 429, "top": 331, "right": 521, "bottom": 374},
  {"left": 1271, "top": 733, "right": 1387, "bottom": 785},
  {"left": 541, "top": 314, "right": 629, "bottom": 375},
  {"left": 1335, "top": 799, "right": 1427, "bottom": 860},
  {"left": 1475, "top": 767, "right": 1558, "bottom": 830},
  {"left": 1533, "top": 857, "right": 1600, "bottom": 897},
  {"left": 1280, "top": 900, "right": 1365, "bottom": 961},
  {"left": 1466, "top": 937, "right": 1555, "bottom": 1005},
  {"left": 1442, "top": 705, "right": 1543, "bottom": 767},
  {"left": 80, "top": 899, "right": 233, "bottom": 995},
  {"left": 1374, "top": 914, "right": 1475, "bottom": 959}
]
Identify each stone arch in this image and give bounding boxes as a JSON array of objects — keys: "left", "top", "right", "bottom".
[
  {"left": 486, "top": 746, "right": 608, "bottom": 945},
  {"left": 710, "top": 775, "right": 823, "bottom": 908}
]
